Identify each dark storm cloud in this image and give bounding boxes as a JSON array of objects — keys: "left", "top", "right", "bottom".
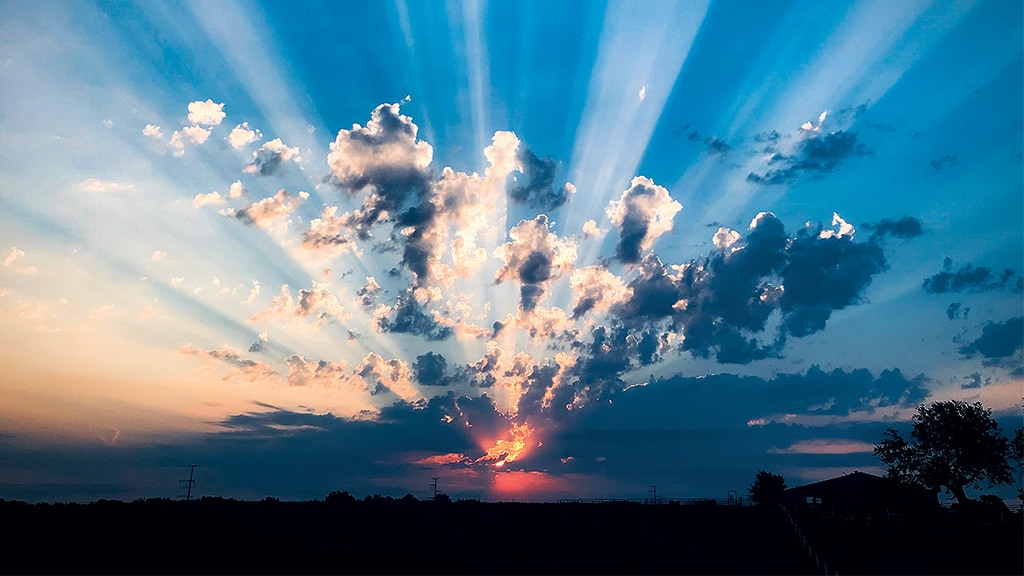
[
  {"left": 928, "top": 154, "right": 959, "bottom": 173},
  {"left": 764, "top": 365, "right": 930, "bottom": 416},
  {"left": 960, "top": 372, "right": 991, "bottom": 389},
  {"left": 377, "top": 289, "right": 453, "bottom": 341},
  {"left": 946, "top": 302, "right": 969, "bottom": 321},
  {"left": 863, "top": 216, "right": 924, "bottom": 240},
  {"left": 394, "top": 199, "right": 438, "bottom": 282},
  {"left": 778, "top": 226, "right": 886, "bottom": 337},
  {"left": 507, "top": 146, "right": 570, "bottom": 211},
  {"left": 746, "top": 131, "right": 869, "bottom": 185},
  {"left": 704, "top": 137, "right": 732, "bottom": 156},
  {"left": 610, "top": 213, "right": 891, "bottom": 363},
  {"left": 922, "top": 258, "right": 1020, "bottom": 293},
  {"left": 414, "top": 352, "right": 450, "bottom": 386},
  {"left": 959, "top": 316, "right": 1024, "bottom": 374}
]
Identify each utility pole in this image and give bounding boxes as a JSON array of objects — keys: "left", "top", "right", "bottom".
[
  {"left": 179, "top": 465, "right": 197, "bottom": 501},
  {"left": 649, "top": 485, "right": 657, "bottom": 505},
  {"left": 430, "top": 477, "right": 439, "bottom": 501}
]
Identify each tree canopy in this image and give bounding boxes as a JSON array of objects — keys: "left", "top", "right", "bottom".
[
  {"left": 874, "top": 400, "right": 1013, "bottom": 503},
  {"left": 749, "top": 470, "right": 787, "bottom": 506}
]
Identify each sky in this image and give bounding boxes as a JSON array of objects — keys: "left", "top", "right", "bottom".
[{"left": 0, "top": 0, "right": 1022, "bottom": 504}]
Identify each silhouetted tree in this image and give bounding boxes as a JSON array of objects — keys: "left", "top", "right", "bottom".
[
  {"left": 874, "top": 400, "right": 1012, "bottom": 504},
  {"left": 749, "top": 470, "right": 786, "bottom": 506},
  {"left": 1011, "top": 426, "right": 1024, "bottom": 501},
  {"left": 325, "top": 490, "right": 356, "bottom": 505}
]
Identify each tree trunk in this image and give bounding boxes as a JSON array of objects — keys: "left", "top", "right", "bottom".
[{"left": 949, "top": 484, "right": 972, "bottom": 504}]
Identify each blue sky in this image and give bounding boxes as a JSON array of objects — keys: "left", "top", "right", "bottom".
[{"left": 0, "top": 0, "right": 1021, "bottom": 503}]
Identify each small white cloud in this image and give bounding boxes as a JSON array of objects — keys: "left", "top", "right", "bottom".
[
  {"left": 242, "top": 279, "right": 261, "bottom": 304},
  {"left": 228, "top": 180, "right": 245, "bottom": 198},
  {"left": 187, "top": 99, "right": 226, "bottom": 126},
  {"left": 170, "top": 277, "right": 184, "bottom": 287},
  {"left": 819, "top": 212, "right": 856, "bottom": 239},
  {"left": 638, "top": 84, "right": 647, "bottom": 101},
  {"left": 103, "top": 119, "right": 114, "bottom": 128},
  {"left": 193, "top": 191, "right": 226, "bottom": 208},
  {"left": 4, "top": 247, "right": 25, "bottom": 267},
  {"left": 151, "top": 250, "right": 166, "bottom": 261},
  {"left": 87, "top": 304, "right": 115, "bottom": 321},
  {"left": 169, "top": 125, "right": 212, "bottom": 157},
  {"left": 227, "top": 122, "right": 261, "bottom": 149},
  {"left": 712, "top": 227, "right": 741, "bottom": 250},
  {"left": 79, "top": 179, "right": 135, "bottom": 193},
  {"left": 142, "top": 124, "right": 163, "bottom": 138},
  {"left": 582, "top": 219, "right": 604, "bottom": 239}
]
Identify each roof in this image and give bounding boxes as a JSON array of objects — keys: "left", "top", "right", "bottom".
[{"left": 781, "top": 471, "right": 937, "bottom": 511}]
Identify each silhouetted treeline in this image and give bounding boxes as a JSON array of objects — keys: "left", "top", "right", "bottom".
[{"left": 1, "top": 496, "right": 1020, "bottom": 575}]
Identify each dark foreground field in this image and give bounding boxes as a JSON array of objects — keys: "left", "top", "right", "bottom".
[{"left": 2, "top": 497, "right": 1020, "bottom": 575}]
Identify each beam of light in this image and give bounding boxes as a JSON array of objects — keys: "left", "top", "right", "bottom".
[
  {"left": 693, "top": 0, "right": 978, "bottom": 228},
  {"left": 455, "top": 0, "right": 491, "bottom": 173},
  {"left": 184, "top": 0, "right": 330, "bottom": 182},
  {"left": 564, "top": 0, "right": 708, "bottom": 262}
]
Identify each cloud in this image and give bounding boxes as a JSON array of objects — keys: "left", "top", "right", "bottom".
[
  {"left": 250, "top": 282, "right": 351, "bottom": 326},
  {"left": 150, "top": 250, "right": 166, "bottom": 261},
  {"left": 767, "top": 439, "right": 875, "bottom": 455},
  {"left": 414, "top": 352, "right": 452, "bottom": 386},
  {"left": 78, "top": 179, "right": 135, "bottom": 193},
  {"left": 606, "top": 176, "right": 682, "bottom": 264},
  {"left": 356, "top": 276, "right": 382, "bottom": 308},
  {"left": 193, "top": 191, "right": 226, "bottom": 208},
  {"left": 569, "top": 265, "right": 629, "bottom": 319},
  {"left": 326, "top": 101, "right": 433, "bottom": 232},
  {"left": 228, "top": 122, "right": 261, "bottom": 149},
  {"left": 228, "top": 181, "right": 245, "bottom": 198},
  {"left": 959, "top": 316, "right": 1024, "bottom": 374},
  {"left": 704, "top": 136, "right": 731, "bottom": 156},
  {"left": 357, "top": 353, "right": 419, "bottom": 401},
  {"left": 494, "top": 215, "right": 578, "bottom": 312},
  {"left": 581, "top": 220, "right": 604, "bottom": 239},
  {"left": 241, "top": 280, "right": 261, "bottom": 305},
  {"left": 507, "top": 145, "right": 573, "bottom": 211},
  {"left": 285, "top": 355, "right": 369, "bottom": 394},
  {"left": 609, "top": 212, "right": 890, "bottom": 363},
  {"left": 179, "top": 344, "right": 279, "bottom": 383},
  {"left": 747, "top": 113, "right": 869, "bottom": 185},
  {"left": 248, "top": 331, "right": 268, "bottom": 353},
  {"left": 235, "top": 190, "right": 309, "bottom": 230},
  {"left": 375, "top": 288, "right": 454, "bottom": 341},
  {"left": 3, "top": 247, "right": 25, "bottom": 267},
  {"left": 863, "top": 216, "right": 924, "bottom": 240},
  {"left": 928, "top": 154, "right": 959, "bottom": 173},
  {"left": 778, "top": 220, "right": 886, "bottom": 337},
  {"left": 244, "top": 138, "right": 301, "bottom": 176},
  {"left": 142, "top": 124, "right": 162, "bottom": 138},
  {"left": 301, "top": 206, "right": 356, "bottom": 256},
  {"left": 186, "top": 99, "right": 226, "bottom": 126},
  {"left": 169, "top": 125, "right": 212, "bottom": 157},
  {"left": 960, "top": 372, "right": 991, "bottom": 390},
  {"left": 922, "top": 258, "right": 1020, "bottom": 294}
]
